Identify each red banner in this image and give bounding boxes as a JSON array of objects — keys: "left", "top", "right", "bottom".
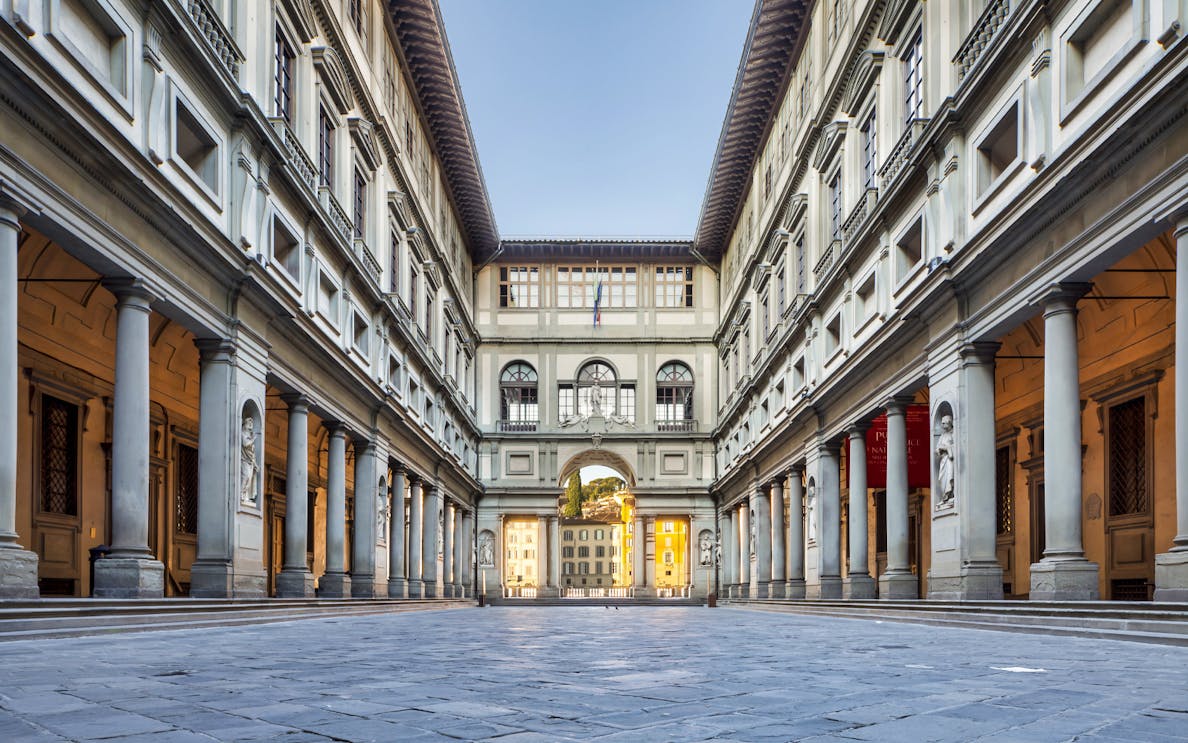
[{"left": 845, "top": 404, "right": 930, "bottom": 490}]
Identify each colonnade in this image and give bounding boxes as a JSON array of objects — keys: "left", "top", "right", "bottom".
[{"left": 383, "top": 465, "right": 474, "bottom": 599}]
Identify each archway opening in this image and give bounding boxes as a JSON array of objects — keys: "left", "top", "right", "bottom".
[{"left": 556, "top": 463, "right": 634, "bottom": 597}]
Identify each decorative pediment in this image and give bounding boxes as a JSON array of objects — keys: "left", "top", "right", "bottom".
[
  {"left": 349, "top": 117, "right": 383, "bottom": 170},
  {"left": 781, "top": 193, "right": 809, "bottom": 231},
  {"left": 312, "top": 46, "right": 353, "bottom": 114},
  {"left": 878, "top": 0, "right": 920, "bottom": 46},
  {"left": 279, "top": 0, "right": 317, "bottom": 43},
  {"left": 842, "top": 51, "right": 885, "bottom": 115},
  {"left": 750, "top": 262, "right": 773, "bottom": 292},
  {"left": 763, "top": 228, "right": 789, "bottom": 264},
  {"left": 812, "top": 121, "right": 848, "bottom": 171},
  {"left": 387, "top": 190, "right": 410, "bottom": 228},
  {"left": 423, "top": 259, "right": 442, "bottom": 290}
]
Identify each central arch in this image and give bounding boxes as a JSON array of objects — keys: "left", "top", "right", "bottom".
[{"left": 557, "top": 449, "right": 637, "bottom": 488}]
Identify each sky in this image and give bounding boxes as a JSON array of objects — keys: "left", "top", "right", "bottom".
[{"left": 437, "top": 0, "right": 755, "bottom": 238}]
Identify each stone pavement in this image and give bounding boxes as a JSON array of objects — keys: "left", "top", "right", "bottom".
[{"left": 1, "top": 605, "right": 1187, "bottom": 742}]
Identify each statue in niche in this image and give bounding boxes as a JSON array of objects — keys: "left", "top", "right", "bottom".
[
  {"left": 698, "top": 532, "right": 714, "bottom": 567},
  {"left": 936, "top": 414, "right": 956, "bottom": 509},
  {"left": 714, "top": 532, "right": 722, "bottom": 566},
  {"left": 478, "top": 533, "right": 495, "bottom": 567},
  {"left": 377, "top": 492, "right": 391, "bottom": 537},
  {"left": 240, "top": 416, "right": 258, "bottom": 506},
  {"left": 806, "top": 484, "right": 817, "bottom": 540},
  {"left": 436, "top": 508, "right": 445, "bottom": 557}
]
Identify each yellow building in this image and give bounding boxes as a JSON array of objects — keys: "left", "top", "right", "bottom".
[
  {"left": 618, "top": 494, "right": 635, "bottom": 588},
  {"left": 503, "top": 519, "right": 538, "bottom": 591},
  {"left": 654, "top": 518, "right": 689, "bottom": 590}
]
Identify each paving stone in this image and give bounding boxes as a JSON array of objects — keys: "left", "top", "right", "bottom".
[{"left": 2, "top": 606, "right": 1187, "bottom": 742}]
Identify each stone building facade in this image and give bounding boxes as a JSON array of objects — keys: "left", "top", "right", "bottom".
[{"left": 2, "top": 0, "right": 1187, "bottom": 604}]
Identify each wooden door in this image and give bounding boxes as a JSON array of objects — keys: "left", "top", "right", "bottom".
[
  {"left": 32, "top": 394, "right": 82, "bottom": 596},
  {"left": 169, "top": 442, "right": 199, "bottom": 596},
  {"left": 1104, "top": 396, "right": 1155, "bottom": 600}
]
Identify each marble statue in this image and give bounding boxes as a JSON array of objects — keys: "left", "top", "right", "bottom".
[
  {"left": 589, "top": 381, "right": 605, "bottom": 417},
  {"left": 240, "top": 416, "right": 258, "bottom": 506},
  {"left": 749, "top": 508, "right": 757, "bottom": 558},
  {"left": 377, "top": 491, "right": 390, "bottom": 537},
  {"left": 806, "top": 484, "right": 817, "bottom": 539},
  {"left": 714, "top": 534, "right": 722, "bottom": 566},
  {"left": 936, "top": 414, "right": 955, "bottom": 508},
  {"left": 478, "top": 533, "right": 494, "bottom": 567},
  {"left": 436, "top": 508, "right": 444, "bottom": 557},
  {"left": 699, "top": 532, "right": 713, "bottom": 566}
]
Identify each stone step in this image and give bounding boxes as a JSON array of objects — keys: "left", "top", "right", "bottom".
[
  {"left": 724, "top": 599, "right": 1188, "bottom": 645},
  {"left": 486, "top": 597, "right": 702, "bottom": 607},
  {"left": 0, "top": 599, "right": 474, "bottom": 642},
  {"left": 759, "top": 598, "right": 1188, "bottom": 623}
]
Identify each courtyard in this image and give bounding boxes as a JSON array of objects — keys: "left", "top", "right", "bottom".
[{"left": 1, "top": 607, "right": 1186, "bottom": 742}]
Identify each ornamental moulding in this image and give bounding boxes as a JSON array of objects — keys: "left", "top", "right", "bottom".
[
  {"left": 842, "top": 51, "right": 885, "bottom": 115},
  {"left": 312, "top": 46, "right": 354, "bottom": 115}
]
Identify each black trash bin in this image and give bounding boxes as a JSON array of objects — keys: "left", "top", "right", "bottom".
[{"left": 88, "top": 544, "right": 110, "bottom": 597}]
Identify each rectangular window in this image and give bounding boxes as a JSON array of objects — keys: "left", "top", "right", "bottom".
[
  {"left": 409, "top": 263, "right": 419, "bottom": 319},
  {"left": 776, "top": 265, "right": 786, "bottom": 315},
  {"left": 175, "top": 443, "right": 199, "bottom": 534},
  {"left": 318, "top": 108, "right": 334, "bottom": 188},
  {"left": 761, "top": 293, "right": 770, "bottom": 337},
  {"left": 349, "top": 0, "right": 365, "bottom": 36},
  {"left": 559, "top": 385, "right": 575, "bottom": 420},
  {"left": 274, "top": 27, "right": 294, "bottom": 123},
  {"left": 352, "top": 169, "right": 366, "bottom": 239},
  {"left": 389, "top": 228, "right": 400, "bottom": 293},
  {"left": 829, "top": 172, "right": 843, "bottom": 240},
  {"left": 499, "top": 266, "right": 540, "bottom": 308},
  {"left": 795, "top": 235, "right": 806, "bottom": 293},
  {"left": 1108, "top": 397, "right": 1148, "bottom": 516},
  {"left": 619, "top": 385, "right": 635, "bottom": 423},
  {"left": 425, "top": 289, "right": 435, "bottom": 339},
  {"left": 995, "top": 445, "right": 1013, "bottom": 535},
  {"left": 861, "top": 107, "right": 877, "bottom": 190},
  {"left": 40, "top": 395, "right": 78, "bottom": 516},
  {"left": 903, "top": 29, "right": 924, "bottom": 124},
  {"left": 655, "top": 266, "right": 694, "bottom": 307},
  {"left": 556, "top": 265, "right": 638, "bottom": 308}
]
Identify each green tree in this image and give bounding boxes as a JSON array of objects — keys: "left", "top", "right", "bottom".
[
  {"left": 562, "top": 472, "right": 583, "bottom": 517},
  {"left": 581, "top": 476, "right": 626, "bottom": 503}
]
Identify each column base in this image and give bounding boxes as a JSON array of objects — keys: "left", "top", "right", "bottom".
[
  {"left": 422, "top": 581, "right": 441, "bottom": 598},
  {"left": 93, "top": 556, "right": 164, "bottom": 598},
  {"left": 1155, "top": 550, "right": 1188, "bottom": 601},
  {"left": 928, "top": 563, "right": 1004, "bottom": 601},
  {"left": 232, "top": 573, "right": 267, "bottom": 598},
  {"left": 387, "top": 577, "right": 408, "bottom": 599},
  {"left": 816, "top": 576, "right": 842, "bottom": 599},
  {"left": 634, "top": 586, "right": 654, "bottom": 598},
  {"left": 275, "top": 569, "right": 315, "bottom": 598},
  {"left": 786, "top": 579, "right": 806, "bottom": 599},
  {"left": 319, "top": 572, "right": 351, "bottom": 598},
  {"left": 1029, "top": 559, "right": 1100, "bottom": 601},
  {"left": 757, "top": 580, "right": 776, "bottom": 598},
  {"left": 351, "top": 575, "right": 383, "bottom": 598},
  {"left": 189, "top": 560, "right": 234, "bottom": 598},
  {"left": 843, "top": 573, "right": 877, "bottom": 599},
  {"left": 767, "top": 580, "right": 787, "bottom": 599},
  {"left": 407, "top": 579, "right": 425, "bottom": 598},
  {"left": 0, "top": 547, "right": 39, "bottom": 598},
  {"left": 879, "top": 571, "right": 918, "bottom": 599}
]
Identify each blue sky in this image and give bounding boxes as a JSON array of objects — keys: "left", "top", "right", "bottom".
[{"left": 438, "top": 0, "right": 755, "bottom": 238}]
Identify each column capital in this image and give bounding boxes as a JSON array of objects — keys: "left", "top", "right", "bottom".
[
  {"left": 280, "top": 392, "right": 309, "bottom": 412},
  {"left": 352, "top": 434, "right": 376, "bottom": 452},
  {"left": 392, "top": 462, "right": 408, "bottom": 476},
  {"left": 846, "top": 421, "right": 870, "bottom": 436},
  {"left": 770, "top": 477, "right": 784, "bottom": 492},
  {"left": 408, "top": 474, "right": 423, "bottom": 488},
  {"left": 816, "top": 440, "right": 841, "bottom": 455},
  {"left": 790, "top": 462, "right": 806, "bottom": 475},
  {"left": 1175, "top": 218, "right": 1188, "bottom": 240},
  {"left": 0, "top": 201, "right": 23, "bottom": 230},
  {"left": 194, "top": 337, "right": 236, "bottom": 362},
  {"left": 959, "top": 341, "right": 1001, "bottom": 365},
  {"left": 1037, "top": 282, "right": 1093, "bottom": 313},
  {"left": 324, "top": 421, "right": 349, "bottom": 438},
  {"left": 103, "top": 278, "right": 155, "bottom": 309},
  {"left": 883, "top": 395, "right": 915, "bottom": 415}
]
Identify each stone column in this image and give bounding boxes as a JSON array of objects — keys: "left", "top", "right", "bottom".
[
  {"left": 844, "top": 425, "right": 876, "bottom": 599},
  {"left": 276, "top": 395, "right": 313, "bottom": 597},
  {"left": 737, "top": 503, "right": 750, "bottom": 596},
  {"left": 421, "top": 483, "right": 442, "bottom": 597},
  {"left": 722, "top": 504, "right": 731, "bottom": 596},
  {"left": 189, "top": 340, "right": 236, "bottom": 598},
  {"left": 716, "top": 509, "right": 731, "bottom": 595},
  {"left": 320, "top": 424, "right": 350, "bottom": 598},
  {"left": 94, "top": 281, "right": 165, "bottom": 598},
  {"left": 958, "top": 343, "right": 1005, "bottom": 598},
  {"left": 817, "top": 443, "right": 842, "bottom": 599},
  {"left": 546, "top": 515, "right": 560, "bottom": 597},
  {"left": 750, "top": 482, "right": 772, "bottom": 597},
  {"left": 350, "top": 437, "right": 378, "bottom": 598},
  {"left": 406, "top": 477, "right": 424, "bottom": 597},
  {"left": 387, "top": 465, "right": 407, "bottom": 598},
  {"left": 442, "top": 502, "right": 455, "bottom": 598},
  {"left": 1157, "top": 220, "right": 1188, "bottom": 600},
  {"left": 459, "top": 510, "right": 473, "bottom": 598},
  {"left": 633, "top": 515, "right": 646, "bottom": 594},
  {"left": 787, "top": 467, "right": 806, "bottom": 598},
  {"left": 880, "top": 399, "right": 917, "bottom": 599},
  {"left": 1031, "top": 284, "right": 1099, "bottom": 600},
  {"left": 0, "top": 202, "right": 37, "bottom": 597},
  {"left": 770, "top": 478, "right": 786, "bottom": 598}
]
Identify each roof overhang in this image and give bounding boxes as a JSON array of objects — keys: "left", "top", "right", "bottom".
[
  {"left": 692, "top": 0, "right": 812, "bottom": 265},
  {"left": 387, "top": 0, "right": 501, "bottom": 264},
  {"left": 497, "top": 239, "right": 696, "bottom": 263}
]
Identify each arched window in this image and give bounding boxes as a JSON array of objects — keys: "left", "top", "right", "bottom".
[
  {"left": 500, "top": 362, "right": 538, "bottom": 431},
  {"left": 656, "top": 362, "right": 694, "bottom": 430},
  {"left": 558, "top": 361, "right": 635, "bottom": 422}
]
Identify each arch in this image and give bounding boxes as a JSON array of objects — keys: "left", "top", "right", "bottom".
[
  {"left": 557, "top": 449, "right": 637, "bottom": 488},
  {"left": 656, "top": 361, "right": 694, "bottom": 427},
  {"left": 500, "top": 360, "right": 537, "bottom": 383},
  {"left": 500, "top": 361, "right": 538, "bottom": 429},
  {"left": 577, "top": 359, "right": 617, "bottom": 383},
  {"left": 656, "top": 360, "right": 694, "bottom": 383}
]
